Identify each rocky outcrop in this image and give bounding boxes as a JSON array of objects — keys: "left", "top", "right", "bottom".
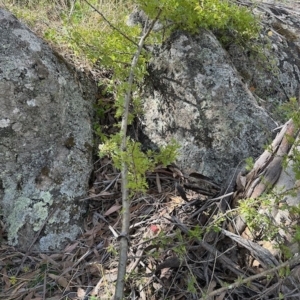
[
  {"left": 0, "top": 10, "right": 96, "bottom": 251},
  {"left": 142, "top": 30, "right": 276, "bottom": 186},
  {"left": 227, "top": 2, "right": 300, "bottom": 116},
  {"left": 141, "top": 3, "right": 300, "bottom": 186}
]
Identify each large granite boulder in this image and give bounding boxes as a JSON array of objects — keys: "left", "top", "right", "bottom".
[
  {"left": 140, "top": 2, "right": 300, "bottom": 186},
  {"left": 142, "top": 29, "right": 277, "bottom": 185},
  {"left": 0, "top": 9, "right": 96, "bottom": 251},
  {"left": 226, "top": 2, "right": 300, "bottom": 116}
]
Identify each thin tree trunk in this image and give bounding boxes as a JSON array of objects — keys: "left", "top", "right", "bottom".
[{"left": 114, "top": 10, "right": 162, "bottom": 300}]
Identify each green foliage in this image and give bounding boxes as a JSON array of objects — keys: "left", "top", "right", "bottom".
[
  {"left": 241, "top": 189, "right": 300, "bottom": 243},
  {"left": 172, "top": 229, "right": 187, "bottom": 256},
  {"left": 280, "top": 97, "right": 300, "bottom": 127},
  {"left": 137, "top": 0, "right": 260, "bottom": 40},
  {"left": 278, "top": 266, "right": 290, "bottom": 278},
  {"left": 293, "top": 225, "right": 300, "bottom": 243},
  {"left": 288, "top": 148, "right": 300, "bottom": 181},
  {"left": 245, "top": 156, "right": 254, "bottom": 171},
  {"left": 107, "top": 243, "right": 118, "bottom": 256},
  {"left": 149, "top": 140, "right": 179, "bottom": 166},
  {"left": 89, "top": 296, "right": 102, "bottom": 300},
  {"left": 9, "top": 276, "right": 17, "bottom": 285},
  {"left": 239, "top": 196, "right": 280, "bottom": 241},
  {"left": 187, "top": 274, "right": 197, "bottom": 294},
  {"left": 209, "top": 213, "right": 225, "bottom": 233},
  {"left": 188, "top": 225, "right": 203, "bottom": 239},
  {"left": 99, "top": 137, "right": 179, "bottom": 193}
]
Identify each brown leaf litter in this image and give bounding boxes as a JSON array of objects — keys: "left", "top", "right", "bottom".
[{"left": 2, "top": 147, "right": 300, "bottom": 299}]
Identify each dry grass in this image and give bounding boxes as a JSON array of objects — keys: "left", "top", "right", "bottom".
[{"left": 0, "top": 0, "right": 135, "bottom": 72}]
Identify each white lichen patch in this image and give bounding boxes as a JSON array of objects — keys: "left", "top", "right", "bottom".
[
  {"left": 171, "top": 35, "right": 192, "bottom": 57},
  {"left": 27, "top": 99, "right": 36, "bottom": 106},
  {"left": 0, "top": 118, "right": 10, "bottom": 128},
  {"left": 6, "top": 192, "right": 53, "bottom": 246},
  {"left": 58, "top": 76, "right": 66, "bottom": 85},
  {"left": 48, "top": 208, "right": 70, "bottom": 224},
  {"left": 12, "top": 29, "right": 41, "bottom": 52},
  {"left": 12, "top": 122, "right": 22, "bottom": 132},
  {"left": 7, "top": 196, "right": 32, "bottom": 246},
  {"left": 39, "top": 225, "right": 81, "bottom": 251},
  {"left": 24, "top": 83, "right": 34, "bottom": 91},
  {"left": 32, "top": 191, "right": 53, "bottom": 231}
]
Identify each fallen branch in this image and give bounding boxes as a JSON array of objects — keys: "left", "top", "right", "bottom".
[
  {"left": 170, "top": 216, "right": 246, "bottom": 277},
  {"left": 200, "top": 255, "right": 300, "bottom": 300},
  {"left": 221, "top": 229, "right": 279, "bottom": 268}
]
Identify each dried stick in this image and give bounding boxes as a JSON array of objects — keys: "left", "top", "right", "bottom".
[
  {"left": 170, "top": 216, "right": 245, "bottom": 277},
  {"left": 83, "top": 0, "right": 138, "bottom": 47},
  {"left": 200, "top": 255, "right": 300, "bottom": 300}
]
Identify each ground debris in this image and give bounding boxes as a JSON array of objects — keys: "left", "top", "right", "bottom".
[{"left": 2, "top": 152, "right": 300, "bottom": 299}]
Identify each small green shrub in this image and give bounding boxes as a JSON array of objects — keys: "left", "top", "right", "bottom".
[
  {"left": 137, "top": 0, "right": 260, "bottom": 40},
  {"left": 99, "top": 138, "right": 179, "bottom": 193}
]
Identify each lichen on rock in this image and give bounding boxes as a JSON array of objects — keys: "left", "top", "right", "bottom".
[
  {"left": 0, "top": 9, "right": 96, "bottom": 251},
  {"left": 142, "top": 29, "right": 277, "bottom": 186}
]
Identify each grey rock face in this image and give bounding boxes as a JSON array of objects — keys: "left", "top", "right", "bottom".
[
  {"left": 142, "top": 30, "right": 277, "bottom": 185},
  {"left": 226, "top": 4, "right": 300, "bottom": 116},
  {"left": 126, "top": 8, "right": 163, "bottom": 32},
  {"left": 0, "top": 10, "right": 96, "bottom": 251}
]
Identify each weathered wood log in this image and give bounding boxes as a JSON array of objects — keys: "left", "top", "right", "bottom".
[
  {"left": 232, "top": 119, "right": 300, "bottom": 254},
  {"left": 238, "top": 119, "right": 295, "bottom": 200}
]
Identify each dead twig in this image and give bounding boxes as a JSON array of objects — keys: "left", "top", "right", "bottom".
[
  {"left": 82, "top": 0, "right": 139, "bottom": 47},
  {"left": 200, "top": 255, "right": 300, "bottom": 300},
  {"left": 170, "top": 216, "right": 246, "bottom": 278},
  {"left": 221, "top": 229, "right": 279, "bottom": 268}
]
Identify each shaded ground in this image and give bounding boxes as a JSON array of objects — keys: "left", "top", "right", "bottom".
[
  {"left": 0, "top": 156, "right": 223, "bottom": 299},
  {"left": 2, "top": 149, "right": 300, "bottom": 299}
]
